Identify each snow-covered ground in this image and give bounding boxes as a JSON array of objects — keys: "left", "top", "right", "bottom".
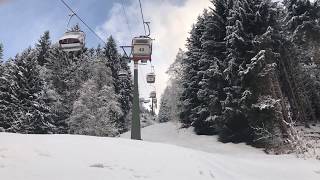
[{"left": 0, "top": 122, "right": 320, "bottom": 180}]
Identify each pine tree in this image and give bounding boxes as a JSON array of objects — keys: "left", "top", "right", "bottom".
[
  {"left": 191, "top": 0, "right": 229, "bottom": 135},
  {"left": 36, "top": 31, "right": 51, "bottom": 66},
  {"left": 180, "top": 13, "right": 207, "bottom": 127},
  {"left": 103, "top": 36, "right": 121, "bottom": 92},
  {"left": 283, "top": 0, "right": 320, "bottom": 123},
  {"left": 68, "top": 59, "right": 122, "bottom": 137},
  {"left": 117, "top": 56, "right": 133, "bottom": 132},
  {"left": 158, "top": 92, "right": 170, "bottom": 123},
  {"left": 218, "top": 0, "right": 281, "bottom": 143},
  {"left": 0, "top": 49, "right": 55, "bottom": 133},
  {"left": 45, "top": 45, "right": 92, "bottom": 132},
  {"left": 102, "top": 36, "right": 132, "bottom": 132},
  {"left": 0, "top": 43, "right": 3, "bottom": 63},
  {"left": 165, "top": 49, "right": 187, "bottom": 122},
  {"left": 0, "top": 59, "right": 21, "bottom": 131}
]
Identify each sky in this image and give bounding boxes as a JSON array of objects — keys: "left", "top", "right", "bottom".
[{"left": 0, "top": 0, "right": 211, "bottom": 107}]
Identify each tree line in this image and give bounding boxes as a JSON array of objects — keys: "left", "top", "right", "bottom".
[
  {"left": 159, "top": 0, "right": 320, "bottom": 151},
  {"left": 0, "top": 25, "right": 133, "bottom": 136}
]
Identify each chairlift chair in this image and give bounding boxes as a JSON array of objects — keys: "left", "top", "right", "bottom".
[
  {"left": 118, "top": 69, "right": 128, "bottom": 79},
  {"left": 143, "top": 99, "right": 151, "bottom": 103},
  {"left": 59, "top": 31, "right": 85, "bottom": 52},
  {"left": 153, "top": 98, "right": 157, "bottom": 103},
  {"left": 132, "top": 36, "right": 152, "bottom": 61},
  {"left": 150, "top": 91, "right": 157, "bottom": 98},
  {"left": 152, "top": 98, "right": 157, "bottom": 107},
  {"left": 140, "top": 59, "right": 148, "bottom": 64},
  {"left": 146, "top": 73, "right": 156, "bottom": 83},
  {"left": 139, "top": 98, "right": 145, "bottom": 103}
]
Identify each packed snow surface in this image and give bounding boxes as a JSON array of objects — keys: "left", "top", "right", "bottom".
[{"left": 0, "top": 122, "right": 319, "bottom": 180}]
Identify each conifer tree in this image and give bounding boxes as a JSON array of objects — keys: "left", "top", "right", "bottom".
[
  {"left": 36, "top": 31, "right": 51, "bottom": 66},
  {"left": 191, "top": 0, "right": 229, "bottom": 135},
  {"left": 68, "top": 59, "right": 122, "bottom": 137},
  {"left": 180, "top": 13, "right": 207, "bottom": 127},
  {"left": 0, "top": 43, "right": 3, "bottom": 63},
  {"left": 158, "top": 93, "right": 170, "bottom": 123},
  {"left": 102, "top": 36, "right": 132, "bottom": 132},
  {"left": 117, "top": 56, "right": 133, "bottom": 132},
  {"left": 0, "top": 59, "right": 21, "bottom": 131},
  {"left": 0, "top": 49, "right": 54, "bottom": 133},
  {"left": 283, "top": 0, "right": 320, "bottom": 122},
  {"left": 103, "top": 36, "right": 121, "bottom": 92},
  {"left": 46, "top": 46, "right": 91, "bottom": 132}
]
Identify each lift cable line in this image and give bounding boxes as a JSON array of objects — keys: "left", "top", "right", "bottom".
[
  {"left": 138, "top": 0, "right": 147, "bottom": 35},
  {"left": 59, "top": 0, "right": 107, "bottom": 46},
  {"left": 120, "top": 0, "right": 133, "bottom": 36}
]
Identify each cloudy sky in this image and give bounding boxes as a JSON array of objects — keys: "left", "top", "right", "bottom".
[{"left": 0, "top": 0, "right": 211, "bottom": 104}]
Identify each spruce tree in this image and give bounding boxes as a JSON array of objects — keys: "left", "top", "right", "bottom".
[
  {"left": 283, "top": 0, "right": 320, "bottom": 122},
  {"left": 46, "top": 46, "right": 91, "bottom": 132},
  {"left": 68, "top": 59, "right": 122, "bottom": 137},
  {"left": 36, "top": 31, "right": 51, "bottom": 66},
  {"left": 218, "top": 0, "right": 280, "bottom": 143},
  {"left": 102, "top": 36, "right": 132, "bottom": 132},
  {"left": 0, "top": 59, "right": 21, "bottom": 131},
  {"left": 191, "top": 0, "right": 229, "bottom": 135},
  {"left": 103, "top": 36, "right": 121, "bottom": 92},
  {"left": 117, "top": 56, "right": 133, "bottom": 132},
  {"left": 158, "top": 93, "right": 170, "bottom": 123},
  {"left": 0, "top": 43, "right": 3, "bottom": 63},
  {"left": 0, "top": 49, "right": 55, "bottom": 133},
  {"left": 180, "top": 13, "right": 207, "bottom": 127}
]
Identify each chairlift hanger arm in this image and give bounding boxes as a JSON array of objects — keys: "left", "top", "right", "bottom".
[
  {"left": 66, "top": 13, "right": 76, "bottom": 29},
  {"left": 144, "top": 22, "right": 151, "bottom": 37},
  {"left": 120, "top": 45, "right": 133, "bottom": 59}
]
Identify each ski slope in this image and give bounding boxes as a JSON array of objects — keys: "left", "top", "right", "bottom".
[{"left": 0, "top": 122, "right": 319, "bottom": 180}]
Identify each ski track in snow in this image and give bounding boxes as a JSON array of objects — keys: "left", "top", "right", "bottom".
[{"left": 0, "top": 122, "right": 319, "bottom": 180}]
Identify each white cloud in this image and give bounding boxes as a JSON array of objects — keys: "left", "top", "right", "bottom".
[{"left": 97, "top": 0, "right": 211, "bottom": 109}]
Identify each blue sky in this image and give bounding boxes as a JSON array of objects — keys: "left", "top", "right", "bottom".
[
  {"left": 0, "top": 0, "right": 211, "bottom": 104},
  {"left": 0, "top": 0, "right": 189, "bottom": 60},
  {"left": 0, "top": 0, "right": 118, "bottom": 59}
]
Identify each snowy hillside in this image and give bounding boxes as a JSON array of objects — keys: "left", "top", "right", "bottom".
[{"left": 1, "top": 122, "right": 320, "bottom": 180}]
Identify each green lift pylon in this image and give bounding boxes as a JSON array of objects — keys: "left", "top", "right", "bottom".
[{"left": 131, "top": 61, "right": 141, "bottom": 140}]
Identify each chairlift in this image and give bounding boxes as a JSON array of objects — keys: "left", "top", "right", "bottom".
[
  {"left": 153, "top": 98, "right": 157, "bottom": 103},
  {"left": 150, "top": 91, "right": 157, "bottom": 98},
  {"left": 132, "top": 36, "right": 152, "bottom": 61},
  {"left": 59, "top": 31, "right": 85, "bottom": 52},
  {"left": 140, "top": 59, "right": 148, "bottom": 64},
  {"left": 118, "top": 69, "right": 128, "bottom": 79},
  {"left": 146, "top": 72, "right": 155, "bottom": 83},
  {"left": 139, "top": 98, "right": 145, "bottom": 103},
  {"left": 152, "top": 98, "right": 157, "bottom": 107},
  {"left": 143, "top": 99, "right": 151, "bottom": 103}
]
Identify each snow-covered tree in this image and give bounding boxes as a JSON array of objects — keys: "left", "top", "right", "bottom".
[
  {"left": 102, "top": 36, "right": 132, "bottom": 132},
  {"left": 0, "top": 48, "right": 55, "bottom": 133},
  {"left": 180, "top": 12, "right": 207, "bottom": 127},
  {"left": 0, "top": 59, "right": 21, "bottom": 131},
  {"left": 68, "top": 60, "right": 122, "bottom": 137},
  {"left": 158, "top": 88, "right": 171, "bottom": 123},
  {"left": 45, "top": 43, "right": 91, "bottom": 132},
  {"left": 158, "top": 49, "right": 186, "bottom": 123},
  {"left": 282, "top": 0, "right": 320, "bottom": 123},
  {"left": 0, "top": 43, "right": 3, "bottom": 63},
  {"left": 35, "top": 31, "right": 51, "bottom": 66},
  {"left": 117, "top": 56, "right": 133, "bottom": 132}
]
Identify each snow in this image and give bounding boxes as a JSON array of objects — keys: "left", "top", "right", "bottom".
[{"left": 0, "top": 122, "right": 319, "bottom": 180}]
